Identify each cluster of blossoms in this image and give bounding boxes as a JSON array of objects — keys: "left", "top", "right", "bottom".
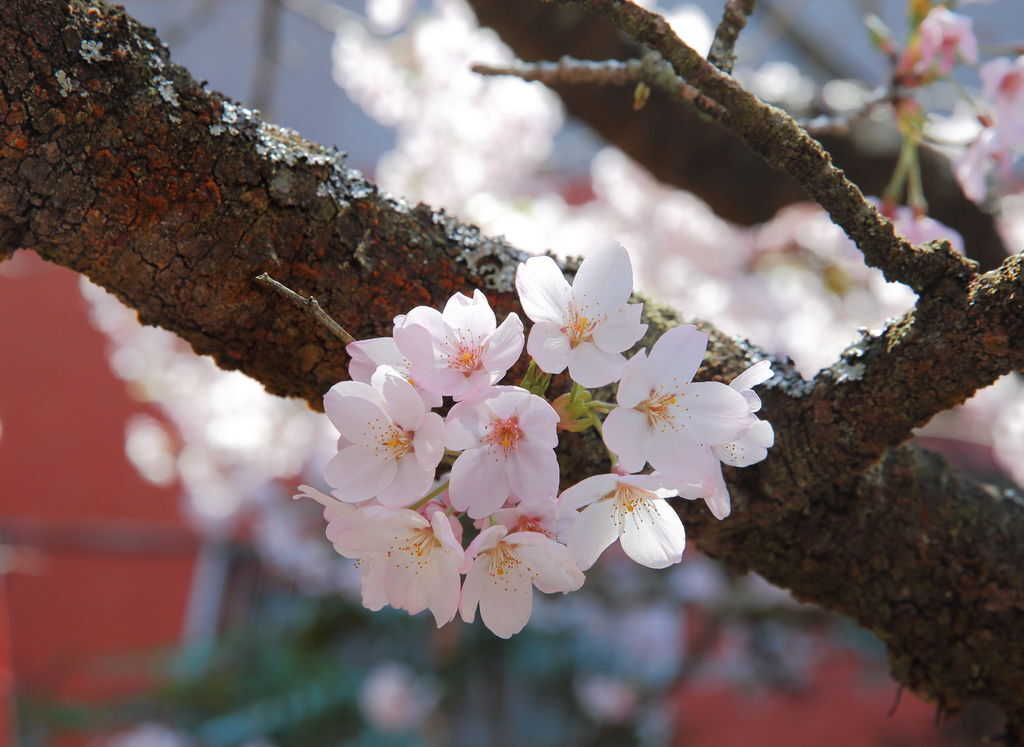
[{"left": 297, "top": 243, "right": 774, "bottom": 638}]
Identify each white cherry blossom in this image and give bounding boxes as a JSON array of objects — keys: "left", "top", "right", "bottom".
[
  {"left": 559, "top": 473, "right": 684, "bottom": 570},
  {"left": 327, "top": 505, "right": 464, "bottom": 627},
  {"left": 445, "top": 386, "right": 560, "bottom": 518},
  {"left": 393, "top": 289, "right": 524, "bottom": 399},
  {"left": 602, "top": 325, "right": 751, "bottom": 477},
  {"left": 459, "top": 525, "right": 584, "bottom": 639},
  {"left": 515, "top": 242, "right": 647, "bottom": 388},
  {"left": 323, "top": 366, "right": 446, "bottom": 506},
  {"left": 670, "top": 359, "right": 776, "bottom": 519}
]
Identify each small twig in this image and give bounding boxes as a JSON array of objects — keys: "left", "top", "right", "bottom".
[
  {"left": 255, "top": 272, "right": 356, "bottom": 344},
  {"left": 472, "top": 54, "right": 727, "bottom": 121},
  {"left": 708, "top": 0, "right": 757, "bottom": 74}
]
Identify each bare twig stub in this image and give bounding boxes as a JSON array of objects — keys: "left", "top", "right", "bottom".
[
  {"left": 256, "top": 273, "right": 356, "bottom": 344},
  {"left": 708, "top": 0, "right": 757, "bottom": 74}
]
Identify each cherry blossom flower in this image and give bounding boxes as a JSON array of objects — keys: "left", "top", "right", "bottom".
[
  {"left": 459, "top": 525, "right": 584, "bottom": 638},
  {"left": 910, "top": 7, "right": 978, "bottom": 78},
  {"left": 323, "top": 366, "right": 446, "bottom": 506},
  {"left": 445, "top": 386, "right": 560, "bottom": 518},
  {"left": 515, "top": 242, "right": 647, "bottom": 388},
  {"left": 393, "top": 290, "right": 523, "bottom": 399},
  {"left": 347, "top": 336, "right": 442, "bottom": 408},
  {"left": 602, "top": 325, "right": 751, "bottom": 477},
  {"left": 559, "top": 473, "right": 684, "bottom": 570},
  {"left": 327, "top": 505, "right": 464, "bottom": 626},
  {"left": 669, "top": 359, "right": 775, "bottom": 520}
]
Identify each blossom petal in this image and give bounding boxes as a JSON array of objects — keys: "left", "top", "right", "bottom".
[
  {"left": 444, "top": 289, "right": 496, "bottom": 337},
  {"left": 730, "top": 359, "right": 773, "bottom": 392},
  {"left": 567, "top": 342, "right": 626, "bottom": 388},
  {"left": 558, "top": 474, "right": 618, "bottom": 515},
  {"left": 527, "top": 322, "right": 571, "bottom": 375},
  {"left": 516, "top": 393, "right": 559, "bottom": 448},
  {"left": 566, "top": 500, "right": 620, "bottom": 570},
  {"left": 482, "top": 312, "right": 525, "bottom": 374},
  {"left": 444, "top": 398, "right": 490, "bottom": 450},
  {"left": 515, "top": 256, "right": 571, "bottom": 324},
  {"left": 509, "top": 441, "right": 560, "bottom": 504},
  {"left": 602, "top": 407, "right": 652, "bottom": 473},
  {"left": 647, "top": 325, "right": 708, "bottom": 390},
  {"left": 572, "top": 242, "right": 633, "bottom": 313},
  {"left": 458, "top": 555, "right": 488, "bottom": 624},
  {"left": 645, "top": 433, "right": 717, "bottom": 483},
  {"left": 449, "top": 447, "right": 510, "bottom": 518},
  {"left": 675, "top": 382, "right": 751, "bottom": 445},
  {"left": 618, "top": 497, "right": 685, "bottom": 569},
  {"left": 592, "top": 302, "right": 647, "bottom": 353},
  {"left": 510, "top": 533, "right": 584, "bottom": 593},
  {"left": 713, "top": 419, "right": 774, "bottom": 467},
  {"left": 615, "top": 349, "right": 653, "bottom": 408},
  {"left": 412, "top": 412, "right": 446, "bottom": 470},
  {"left": 373, "top": 366, "right": 426, "bottom": 431},
  {"left": 346, "top": 337, "right": 406, "bottom": 384},
  {"left": 324, "top": 382, "right": 387, "bottom": 442},
  {"left": 325, "top": 444, "right": 397, "bottom": 502},
  {"left": 375, "top": 455, "right": 433, "bottom": 507},
  {"left": 479, "top": 564, "right": 533, "bottom": 639}
]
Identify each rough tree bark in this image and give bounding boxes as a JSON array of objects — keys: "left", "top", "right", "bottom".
[{"left": 2, "top": 0, "right": 1023, "bottom": 734}]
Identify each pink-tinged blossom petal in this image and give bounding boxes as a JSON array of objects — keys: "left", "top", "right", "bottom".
[
  {"left": 444, "top": 289, "right": 496, "bottom": 337},
  {"left": 527, "top": 321, "right": 572, "bottom": 374},
  {"left": 917, "top": 7, "right": 977, "bottom": 77},
  {"left": 591, "top": 303, "right": 647, "bottom": 353},
  {"left": 444, "top": 398, "right": 490, "bottom": 451},
  {"left": 571, "top": 242, "right": 633, "bottom": 313},
  {"left": 561, "top": 474, "right": 683, "bottom": 570},
  {"left": 667, "top": 381, "right": 752, "bottom": 446},
  {"left": 412, "top": 413, "right": 446, "bottom": 471},
  {"left": 567, "top": 343, "right": 628, "bottom": 388},
  {"left": 508, "top": 441, "right": 560, "bottom": 505},
  {"left": 602, "top": 407, "right": 652, "bottom": 474},
  {"left": 566, "top": 501, "right": 621, "bottom": 570},
  {"left": 515, "top": 256, "right": 571, "bottom": 324},
  {"left": 676, "top": 461, "right": 732, "bottom": 520},
  {"left": 373, "top": 367, "right": 426, "bottom": 431},
  {"left": 489, "top": 499, "right": 572, "bottom": 540},
  {"left": 515, "top": 392, "right": 561, "bottom": 448},
  {"left": 460, "top": 526, "right": 583, "bottom": 638},
  {"left": 483, "top": 314, "right": 526, "bottom": 373},
  {"left": 376, "top": 455, "right": 435, "bottom": 508},
  {"left": 347, "top": 337, "right": 441, "bottom": 409},
  {"left": 646, "top": 325, "right": 708, "bottom": 391},
  {"left": 326, "top": 444, "right": 398, "bottom": 502},
  {"left": 449, "top": 446, "right": 511, "bottom": 518},
  {"left": 615, "top": 350, "right": 654, "bottom": 409},
  {"left": 713, "top": 419, "right": 775, "bottom": 467},
  {"left": 729, "top": 359, "right": 774, "bottom": 393},
  {"left": 618, "top": 498, "right": 685, "bottom": 569},
  {"left": 508, "top": 532, "right": 585, "bottom": 594},
  {"left": 323, "top": 367, "right": 445, "bottom": 506},
  {"left": 646, "top": 433, "right": 718, "bottom": 483}
]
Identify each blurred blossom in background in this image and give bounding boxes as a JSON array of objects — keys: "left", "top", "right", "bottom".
[{"left": 2, "top": 0, "right": 1022, "bottom": 744}]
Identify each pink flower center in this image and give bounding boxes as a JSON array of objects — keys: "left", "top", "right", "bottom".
[
  {"left": 638, "top": 391, "right": 678, "bottom": 428},
  {"left": 380, "top": 425, "right": 413, "bottom": 458},
  {"left": 484, "top": 416, "right": 523, "bottom": 456},
  {"left": 392, "top": 528, "right": 438, "bottom": 568},
  {"left": 487, "top": 542, "right": 523, "bottom": 579},
  {"left": 446, "top": 340, "right": 484, "bottom": 375}
]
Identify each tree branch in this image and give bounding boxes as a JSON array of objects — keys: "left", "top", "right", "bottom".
[
  {"left": 464, "top": 0, "right": 1010, "bottom": 271},
  {"left": 2, "top": 0, "right": 1024, "bottom": 722},
  {"left": 708, "top": 0, "right": 757, "bottom": 74}
]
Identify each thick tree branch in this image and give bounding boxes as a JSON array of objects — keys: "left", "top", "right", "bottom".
[
  {"left": 3, "top": 0, "right": 1024, "bottom": 724},
  {"left": 465, "top": 0, "right": 1010, "bottom": 271},
  {"left": 556, "top": 0, "right": 979, "bottom": 294}
]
